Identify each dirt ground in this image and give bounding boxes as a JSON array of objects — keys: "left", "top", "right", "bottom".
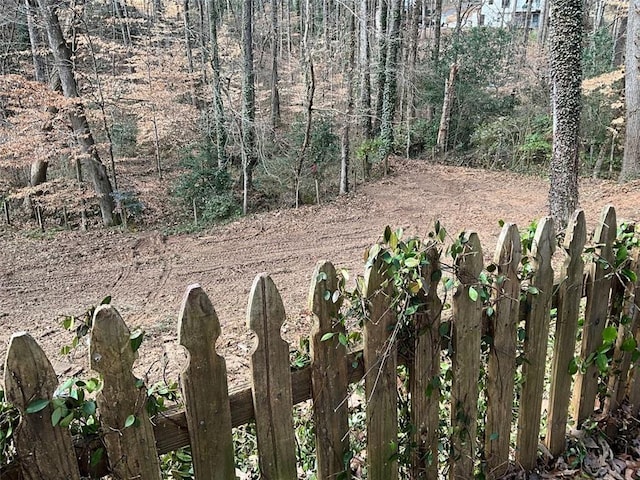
[{"left": 2, "top": 159, "right": 640, "bottom": 388}]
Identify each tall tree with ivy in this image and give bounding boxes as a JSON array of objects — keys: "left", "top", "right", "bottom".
[
  {"left": 620, "top": 0, "right": 640, "bottom": 182},
  {"left": 548, "top": 0, "right": 583, "bottom": 229}
]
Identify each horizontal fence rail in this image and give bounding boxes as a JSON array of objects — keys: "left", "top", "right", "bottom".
[{"left": 2, "top": 205, "right": 640, "bottom": 479}]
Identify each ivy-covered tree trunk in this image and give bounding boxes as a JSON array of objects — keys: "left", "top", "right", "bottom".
[
  {"left": 373, "top": 0, "right": 388, "bottom": 134},
  {"left": 358, "top": 0, "right": 372, "bottom": 141},
  {"left": 379, "top": 0, "right": 401, "bottom": 174},
  {"left": 36, "top": 0, "right": 116, "bottom": 226},
  {"left": 548, "top": 0, "right": 582, "bottom": 229},
  {"left": 241, "top": 0, "right": 256, "bottom": 214},
  {"left": 619, "top": 0, "right": 639, "bottom": 182}
]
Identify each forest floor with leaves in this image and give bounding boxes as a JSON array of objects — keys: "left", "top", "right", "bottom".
[{"left": 3, "top": 158, "right": 640, "bottom": 478}]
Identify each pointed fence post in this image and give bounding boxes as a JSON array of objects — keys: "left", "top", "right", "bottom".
[
  {"left": 4, "top": 332, "right": 81, "bottom": 480},
  {"left": 91, "top": 305, "right": 162, "bottom": 480},
  {"left": 247, "top": 273, "right": 297, "bottom": 480},
  {"left": 364, "top": 255, "right": 399, "bottom": 480},
  {"left": 572, "top": 205, "right": 616, "bottom": 424},
  {"left": 309, "top": 261, "right": 351, "bottom": 479},
  {"left": 485, "top": 223, "right": 522, "bottom": 478},
  {"left": 546, "top": 210, "right": 587, "bottom": 457},
  {"left": 516, "top": 217, "right": 556, "bottom": 471},
  {"left": 449, "top": 232, "right": 483, "bottom": 480},
  {"left": 178, "top": 284, "right": 235, "bottom": 479},
  {"left": 409, "top": 243, "right": 442, "bottom": 479}
]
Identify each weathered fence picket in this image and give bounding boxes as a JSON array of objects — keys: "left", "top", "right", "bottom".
[
  {"left": 177, "top": 284, "right": 235, "bottom": 479},
  {"left": 485, "top": 223, "right": 521, "bottom": 478},
  {"left": 5, "top": 207, "right": 640, "bottom": 480},
  {"left": 546, "top": 209, "right": 587, "bottom": 457},
  {"left": 573, "top": 205, "right": 617, "bottom": 423},
  {"left": 247, "top": 273, "right": 297, "bottom": 480},
  {"left": 4, "top": 332, "right": 81, "bottom": 480},
  {"left": 90, "top": 305, "right": 162, "bottom": 479},
  {"left": 409, "top": 243, "right": 442, "bottom": 479},
  {"left": 450, "top": 232, "right": 483, "bottom": 479},
  {"left": 309, "top": 260, "right": 351, "bottom": 479},
  {"left": 364, "top": 256, "right": 399, "bottom": 480},
  {"left": 516, "top": 217, "right": 555, "bottom": 471}
]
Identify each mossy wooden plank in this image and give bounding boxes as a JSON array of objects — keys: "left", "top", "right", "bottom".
[
  {"left": 546, "top": 210, "right": 587, "bottom": 457},
  {"left": 90, "top": 305, "right": 162, "bottom": 480},
  {"left": 516, "top": 217, "right": 556, "bottom": 471},
  {"left": 247, "top": 273, "right": 297, "bottom": 480},
  {"left": 178, "top": 284, "right": 235, "bottom": 479},
  {"left": 4, "top": 332, "right": 81, "bottom": 480},
  {"left": 409, "top": 244, "right": 442, "bottom": 479},
  {"left": 309, "top": 261, "right": 351, "bottom": 479},
  {"left": 485, "top": 223, "right": 521, "bottom": 478},
  {"left": 364, "top": 255, "right": 398, "bottom": 480},
  {"left": 572, "top": 206, "right": 616, "bottom": 424},
  {"left": 450, "top": 232, "right": 483, "bottom": 480}
]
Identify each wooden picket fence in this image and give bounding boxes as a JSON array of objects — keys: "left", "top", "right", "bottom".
[{"left": 3, "top": 205, "right": 640, "bottom": 479}]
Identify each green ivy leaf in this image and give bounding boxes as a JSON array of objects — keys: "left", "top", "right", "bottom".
[
  {"left": 404, "top": 257, "right": 420, "bottom": 268},
  {"left": 101, "top": 296, "right": 112, "bottom": 305},
  {"left": 124, "top": 414, "right": 136, "bottom": 428},
  {"left": 468, "top": 286, "right": 479, "bottom": 302},
  {"left": 602, "top": 326, "right": 618, "bottom": 345},
  {"left": 130, "top": 329, "right": 144, "bottom": 352},
  {"left": 595, "top": 352, "right": 609, "bottom": 373},
  {"left": 25, "top": 398, "right": 49, "bottom": 414},
  {"left": 568, "top": 357, "right": 579, "bottom": 375},
  {"left": 622, "top": 337, "right": 637, "bottom": 352},
  {"left": 320, "top": 332, "right": 335, "bottom": 342}
]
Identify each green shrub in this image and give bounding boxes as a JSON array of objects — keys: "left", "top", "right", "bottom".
[{"left": 173, "top": 146, "right": 240, "bottom": 223}]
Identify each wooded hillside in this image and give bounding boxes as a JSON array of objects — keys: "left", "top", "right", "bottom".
[{"left": 0, "top": 0, "right": 631, "bottom": 230}]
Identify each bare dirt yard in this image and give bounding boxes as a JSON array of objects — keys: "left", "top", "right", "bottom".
[{"left": 2, "top": 159, "right": 640, "bottom": 387}]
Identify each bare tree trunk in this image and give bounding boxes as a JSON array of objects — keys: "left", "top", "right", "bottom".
[
  {"left": 241, "top": 0, "right": 257, "bottom": 214},
  {"left": 437, "top": 63, "right": 458, "bottom": 153},
  {"left": 548, "top": 0, "right": 582, "bottom": 228},
  {"left": 210, "top": 0, "right": 227, "bottom": 166},
  {"left": 295, "top": 0, "right": 315, "bottom": 207},
  {"left": 612, "top": 14, "right": 627, "bottom": 67},
  {"left": 270, "top": 0, "right": 281, "bottom": 129},
  {"left": 36, "top": 0, "right": 115, "bottom": 226},
  {"left": 538, "top": 0, "right": 551, "bottom": 49},
  {"left": 25, "top": 0, "right": 47, "bottom": 82},
  {"left": 620, "top": 0, "right": 640, "bottom": 181},
  {"left": 340, "top": 0, "right": 356, "bottom": 195}
]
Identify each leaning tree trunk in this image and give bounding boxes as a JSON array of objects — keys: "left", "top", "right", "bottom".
[
  {"left": 436, "top": 63, "right": 458, "bottom": 153},
  {"left": 548, "top": 0, "right": 582, "bottom": 229},
  {"left": 36, "top": 0, "right": 116, "bottom": 226},
  {"left": 619, "top": 0, "right": 640, "bottom": 182}
]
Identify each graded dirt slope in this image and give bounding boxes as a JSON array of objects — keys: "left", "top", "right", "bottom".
[{"left": 1, "top": 160, "right": 639, "bottom": 385}]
